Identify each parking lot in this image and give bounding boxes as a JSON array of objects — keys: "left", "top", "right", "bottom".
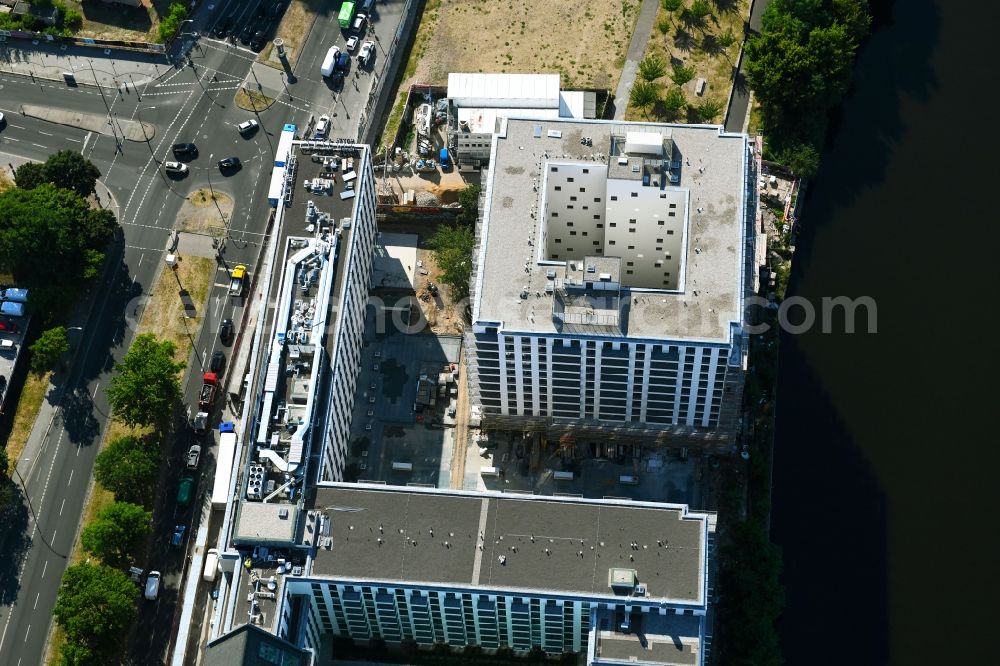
[{"left": 346, "top": 307, "right": 461, "bottom": 487}]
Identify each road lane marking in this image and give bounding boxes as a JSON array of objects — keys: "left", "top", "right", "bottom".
[
  {"left": 23, "top": 625, "right": 29, "bottom": 643},
  {"left": 66, "top": 137, "right": 81, "bottom": 143},
  {"left": 92, "top": 381, "right": 100, "bottom": 399},
  {"left": 31, "top": 143, "right": 46, "bottom": 148},
  {"left": 67, "top": 469, "right": 74, "bottom": 486},
  {"left": 37, "top": 131, "right": 52, "bottom": 136},
  {"left": 41, "top": 561, "right": 47, "bottom": 578},
  {"left": 82, "top": 131, "right": 91, "bottom": 153},
  {"left": 33, "top": 593, "right": 39, "bottom": 610},
  {"left": 4, "top": 136, "right": 18, "bottom": 141},
  {"left": 50, "top": 529, "right": 56, "bottom": 543}
]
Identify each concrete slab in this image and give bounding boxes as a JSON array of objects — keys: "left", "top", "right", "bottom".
[{"left": 21, "top": 104, "right": 155, "bottom": 142}]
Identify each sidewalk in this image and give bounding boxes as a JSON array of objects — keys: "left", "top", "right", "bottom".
[
  {"left": 612, "top": 0, "right": 660, "bottom": 120},
  {"left": 2, "top": 152, "right": 122, "bottom": 480},
  {"left": 0, "top": 40, "right": 172, "bottom": 89}
]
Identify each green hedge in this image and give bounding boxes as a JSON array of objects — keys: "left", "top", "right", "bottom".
[{"left": 157, "top": 2, "right": 189, "bottom": 43}]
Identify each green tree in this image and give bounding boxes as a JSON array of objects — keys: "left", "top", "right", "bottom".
[
  {"left": 629, "top": 80, "right": 659, "bottom": 114},
  {"left": 662, "top": 87, "right": 688, "bottom": 120},
  {"left": 41, "top": 150, "right": 102, "bottom": 197},
  {"left": 684, "top": 0, "right": 713, "bottom": 24},
  {"left": 717, "top": 31, "right": 736, "bottom": 48},
  {"left": 456, "top": 184, "right": 482, "bottom": 226},
  {"left": 12, "top": 161, "right": 46, "bottom": 189},
  {"left": 777, "top": 141, "right": 820, "bottom": 178},
  {"left": 80, "top": 501, "right": 152, "bottom": 566},
  {"left": 157, "top": 3, "right": 189, "bottom": 43},
  {"left": 12, "top": 152, "right": 101, "bottom": 197},
  {"left": 427, "top": 224, "right": 475, "bottom": 301},
  {"left": 695, "top": 99, "right": 724, "bottom": 122},
  {"left": 106, "top": 334, "right": 185, "bottom": 429},
  {"left": 29, "top": 326, "right": 70, "bottom": 374},
  {"left": 53, "top": 563, "right": 138, "bottom": 660},
  {"left": 93, "top": 435, "right": 161, "bottom": 505},
  {"left": 671, "top": 63, "right": 696, "bottom": 86},
  {"left": 662, "top": 0, "right": 682, "bottom": 11},
  {"left": 0, "top": 184, "right": 117, "bottom": 289},
  {"left": 638, "top": 55, "right": 667, "bottom": 82}
]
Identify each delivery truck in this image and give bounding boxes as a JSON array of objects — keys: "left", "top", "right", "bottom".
[{"left": 198, "top": 372, "right": 219, "bottom": 410}]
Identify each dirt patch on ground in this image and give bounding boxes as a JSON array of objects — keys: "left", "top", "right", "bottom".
[
  {"left": 176, "top": 188, "right": 233, "bottom": 236},
  {"left": 0, "top": 167, "right": 14, "bottom": 193},
  {"left": 235, "top": 87, "right": 276, "bottom": 113},
  {"left": 405, "top": 0, "right": 640, "bottom": 89},
  {"left": 413, "top": 248, "right": 465, "bottom": 335},
  {"left": 259, "top": 0, "right": 316, "bottom": 69},
  {"left": 627, "top": 1, "right": 749, "bottom": 123},
  {"left": 72, "top": 0, "right": 168, "bottom": 42}
]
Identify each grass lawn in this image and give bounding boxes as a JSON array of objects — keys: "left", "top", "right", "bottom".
[
  {"left": 625, "top": 1, "right": 749, "bottom": 124},
  {"left": 258, "top": 0, "right": 315, "bottom": 69},
  {"left": 2, "top": 371, "right": 52, "bottom": 474}
]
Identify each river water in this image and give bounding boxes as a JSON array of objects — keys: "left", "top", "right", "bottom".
[{"left": 769, "top": 1, "right": 999, "bottom": 664}]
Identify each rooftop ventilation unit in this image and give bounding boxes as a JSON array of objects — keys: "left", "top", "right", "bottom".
[
  {"left": 634, "top": 583, "right": 647, "bottom": 597},
  {"left": 586, "top": 264, "right": 596, "bottom": 273},
  {"left": 546, "top": 270, "right": 556, "bottom": 279},
  {"left": 547, "top": 129, "right": 562, "bottom": 138}
]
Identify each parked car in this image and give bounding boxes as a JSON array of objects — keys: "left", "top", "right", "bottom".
[
  {"left": 0, "top": 112, "right": 5, "bottom": 127},
  {"left": 172, "top": 142, "right": 197, "bottom": 157},
  {"left": 358, "top": 40, "right": 375, "bottom": 66},
  {"left": 219, "top": 318, "right": 234, "bottom": 344},
  {"left": 352, "top": 13, "right": 367, "bottom": 34},
  {"left": 163, "top": 161, "right": 188, "bottom": 174},
  {"left": 176, "top": 477, "right": 194, "bottom": 508},
  {"left": 250, "top": 30, "right": 267, "bottom": 52},
  {"left": 237, "top": 119, "right": 259, "bottom": 134},
  {"left": 218, "top": 156, "right": 241, "bottom": 171},
  {"left": 170, "top": 524, "right": 187, "bottom": 548},
  {"left": 314, "top": 115, "right": 330, "bottom": 138},
  {"left": 239, "top": 22, "right": 254, "bottom": 44},
  {"left": 345, "top": 36, "right": 358, "bottom": 51},
  {"left": 210, "top": 350, "right": 226, "bottom": 374},
  {"left": 144, "top": 571, "right": 161, "bottom": 600},
  {"left": 186, "top": 444, "right": 202, "bottom": 470},
  {"left": 335, "top": 51, "right": 351, "bottom": 72},
  {"left": 213, "top": 16, "right": 233, "bottom": 38}
]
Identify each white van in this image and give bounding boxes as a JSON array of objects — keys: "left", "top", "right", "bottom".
[
  {"left": 144, "top": 571, "right": 161, "bottom": 600},
  {"left": 203, "top": 549, "right": 220, "bottom": 582},
  {"left": 320, "top": 46, "right": 339, "bottom": 77},
  {"left": 0, "top": 339, "right": 15, "bottom": 356}
]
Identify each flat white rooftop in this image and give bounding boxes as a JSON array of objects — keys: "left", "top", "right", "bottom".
[{"left": 473, "top": 118, "right": 749, "bottom": 343}]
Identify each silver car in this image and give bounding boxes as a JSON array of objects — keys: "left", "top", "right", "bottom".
[
  {"left": 237, "top": 119, "right": 259, "bottom": 134},
  {"left": 164, "top": 161, "right": 189, "bottom": 174}
]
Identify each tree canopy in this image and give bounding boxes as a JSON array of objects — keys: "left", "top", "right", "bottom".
[
  {"left": 638, "top": 55, "right": 667, "bottom": 82},
  {"left": 53, "top": 562, "right": 138, "bottom": 662},
  {"left": 456, "top": 184, "right": 482, "bottom": 226},
  {"left": 94, "top": 435, "right": 161, "bottom": 505},
  {"left": 106, "top": 334, "right": 185, "bottom": 428},
  {"left": 29, "top": 326, "right": 70, "bottom": 374},
  {"left": 745, "top": 0, "right": 871, "bottom": 171},
  {"left": 80, "top": 501, "right": 152, "bottom": 567},
  {"left": 629, "top": 80, "right": 659, "bottom": 112},
  {"left": 427, "top": 224, "right": 476, "bottom": 302},
  {"left": 0, "top": 183, "right": 117, "bottom": 288},
  {"left": 13, "top": 150, "right": 101, "bottom": 197}
]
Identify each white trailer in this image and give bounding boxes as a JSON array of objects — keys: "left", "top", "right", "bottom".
[{"left": 211, "top": 430, "right": 238, "bottom": 510}]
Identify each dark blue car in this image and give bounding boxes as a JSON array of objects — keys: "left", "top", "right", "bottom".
[{"left": 336, "top": 52, "right": 351, "bottom": 71}]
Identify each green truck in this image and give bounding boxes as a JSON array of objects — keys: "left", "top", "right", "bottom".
[
  {"left": 338, "top": 1, "right": 356, "bottom": 28},
  {"left": 177, "top": 477, "right": 194, "bottom": 508}
]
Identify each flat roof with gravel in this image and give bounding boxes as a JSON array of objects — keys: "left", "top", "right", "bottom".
[
  {"left": 309, "top": 484, "right": 707, "bottom": 605},
  {"left": 473, "top": 118, "right": 750, "bottom": 344}
]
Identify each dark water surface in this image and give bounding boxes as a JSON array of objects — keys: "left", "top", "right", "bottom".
[{"left": 770, "top": 1, "right": 1000, "bottom": 664}]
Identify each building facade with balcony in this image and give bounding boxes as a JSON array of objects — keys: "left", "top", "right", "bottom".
[
  {"left": 466, "top": 118, "right": 758, "bottom": 449},
  {"left": 267, "top": 484, "right": 713, "bottom": 665}
]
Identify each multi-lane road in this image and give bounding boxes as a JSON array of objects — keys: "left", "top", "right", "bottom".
[{"left": 0, "top": 1, "right": 409, "bottom": 663}]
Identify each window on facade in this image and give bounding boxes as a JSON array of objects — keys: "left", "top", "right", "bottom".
[
  {"left": 551, "top": 167, "right": 559, "bottom": 172},
  {"left": 593, "top": 240, "right": 600, "bottom": 245},
  {"left": 567, "top": 177, "right": 575, "bottom": 182},
  {"left": 668, "top": 229, "right": 675, "bottom": 235},
  {"left": 656, "top": 238, "right": 663, "bottom": 243},
  {"left": 628, "top": 228, "right": 636, "bottom": 233},
  {"left": 669, "top": 203, "right": 677, "bottom": 208},
  {"left": 658, "top": 220, "right": 665, "bottom": 226},
  {"left": 609, "top": 240, "right": 616, "bottom": 245},
  {"left": 580, "top": 187, "right": 586, "bottom": 192},
  {"left": 631, "top": 192, "right": 638, "bottom": 197},
  {"left": 570, "top": 231, "right": 577, "bottom": 235},
  {"left": 596, "top": 222, "right": 603, "bottom": 227},
  {"left": 626, "top": 269, "right": 634, "bottom": 275},
  {"left": 609, "top": 222, "right": 617, "bottom": 228},
  {"left": 655, "top": 246, "right": 662, "bottom": 251},
  {"left": 552, "top": 254, "right": 559, "bottom": 258},
  {"left": 626, "top": 261, "right": 634, "bottom": 266},
  {"left": 567, "top": 221, "right": 574, "bottom": 227},
  {"left": 594, "top": 197, "right": 601, "bottom": 203},
  {"left": 554, "top": 186, "right": 561, "bottom": 191},
  {"left": 554, "top": 238, "right": 562, "bottom": 243},
  {"left": 583, "top": 168, "right": 590, "bottom": 174},
  {"left": 668, "top": 212, "right": 676, "bottom": 217},
  {"left": 570, "top": 196, "right": 577, "bottom": 201},
  {"left": 610, "top": 195, "right": 618, "bottom": 201},
  {"left": 567, "top": 205, "right": 574, "bottom": 209},
  {"left": 628, "top": 245, "right": 635, "bottom": 250},
  {"left": 629, "top": 218, "right": 637, "bottom": 224},
  {"left": 551, "top": 212, "right": 558, "bottom": 217},
  {"left": 582, "top": 231, "right": 588, "bottom": 236}
]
